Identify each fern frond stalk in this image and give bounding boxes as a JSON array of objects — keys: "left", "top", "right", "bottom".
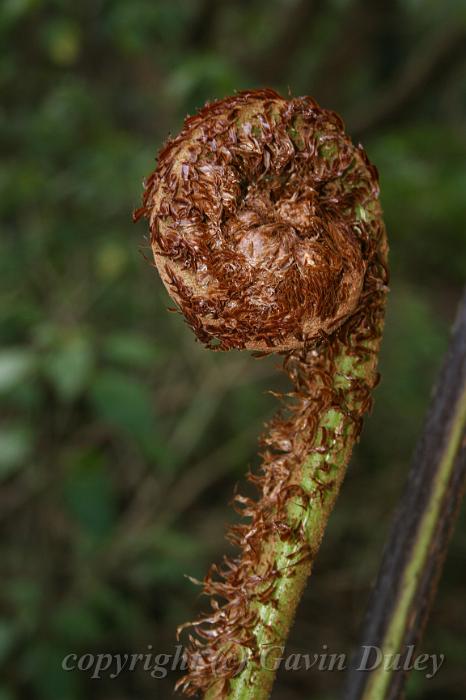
[
  {"left": 204, "top": 307, "right": 386, "bottom": 700},
  {"left": 343, "top": 288, "right": 466, "bottom": 700}
]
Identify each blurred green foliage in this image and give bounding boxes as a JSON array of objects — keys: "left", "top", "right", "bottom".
[{"left": 1, "top": 1, "right": 465, "bottom": 699}]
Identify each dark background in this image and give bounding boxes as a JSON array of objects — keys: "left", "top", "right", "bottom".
[{"left": 1, "top": 1, "right": 465, "bottom": 699}]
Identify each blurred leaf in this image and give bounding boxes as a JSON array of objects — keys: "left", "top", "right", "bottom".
[
  {"left": 0, "top": 349, "right": 35, "bottom": 392},
  {"left": 89, "top": 582, "right": 144, "bottom": 635},
  {"left": 91, "top": 370, "right": 152, "bottom": 433},
  {"left": 0, "top": 0, "right": 40, "bottom": 29},
  {"left": 42, "top": 332, "right": 94, "bottom": 401},
  {"left": 0, "top": 620, "right": 16, "bottom": 664},
  {"left": 363, "top": 283, "right": 448, "bottom": 468},
  {"left": 95, "top": 241, "right": 128, "bottom": 281},
  {"left": 130, "top": 527, "right": 203, "bottom": 584},
  {"left": 165, "top": 53, "right": 244, "bottom": 106},
  {"left": 22, "top": 642, "right": 82, "bottom": 700},
  {"left": 63, "top": 450, "right": 116, "bottom": 538},
  {"left": 0, "top": 425, "right": 32, "bottom": 477},
  {"left": 40, "top": 18, "right": 81, "bottom": 66},
  {"left": 106, "top": 0, "right": 189, "bottom": 54},
  {"left": 102, "top": 331, "right": 160, "bottom": 368},
  {"left": 0, "top": 688, "right": 14, "bottom": 700},
  {"left": 90, "top": 370, "right": 163, "bottom": 454},
  {"left": 51, "top": 602, "right": 104, "bottom": 645},
  {"left": 3, "top": 579, "right": 42, "bottom": 631},
  {"left": 405, "top": 667, "right": 425, "bottom": 697},
  {"left": 369, "top": 125, "right": 466, "bottom": 283}
]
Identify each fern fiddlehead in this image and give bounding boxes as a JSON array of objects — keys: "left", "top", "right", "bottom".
[{"left": 135, "top": 89, "right": 388, "bottom": 700}]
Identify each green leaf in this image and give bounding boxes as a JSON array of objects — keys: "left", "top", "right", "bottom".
[
  {"left": 0, "top": 349, "right": 35, "bottom": 392},
  {"left": 95, "top": 241, "right": 127, "bottom": 280},
  {"left": 0, "top": 425, "right": 32, "bottom": 477},
  {"left": 90, "top": 370, "right": 156, "bottom": 444},
  {"left": 43, "top": 333, "right": 94, "bottom": 401},
  {"left": 22, "top": 642, "right": 82, "bottom": 700},
  {"left": 0, "top": 687, "right": 14, "bottom": 700},
  {"left": 51, "top": 602, "right": 104, "bottom": 645},
  {"left": 3, "top": 578, "right": 42, "bottom": 633},
  {"left": 40, "top": 18, "right": 81, "bottom": 66},
  {"left": 102, "top": 332, "right": 159, "bottom": 368},
  {"left": 0, "top": 620, "right": 16, "bottom": 664},
  {"left": 89, "top": 582, "right": 144, "bottom": 635},
  {"left": 63, "top": 450, "right": 116, "bottom": 538}
]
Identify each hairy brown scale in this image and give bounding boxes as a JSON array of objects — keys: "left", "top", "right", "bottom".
[{"left": 135, "top": 89, "right": 388, "bottom": 697}]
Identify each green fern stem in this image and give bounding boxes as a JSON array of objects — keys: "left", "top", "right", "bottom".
[{"left": 204, "top": 312, "right": 385, "bottom": 700}]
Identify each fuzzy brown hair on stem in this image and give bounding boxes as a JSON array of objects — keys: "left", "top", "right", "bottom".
[{"left": 135, "top": 89, "right": 388, "bottom": 699}]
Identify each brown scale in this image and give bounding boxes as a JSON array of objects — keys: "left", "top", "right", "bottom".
[{"left": 135, "top": 89, "right": 388, "bottom": 696}]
